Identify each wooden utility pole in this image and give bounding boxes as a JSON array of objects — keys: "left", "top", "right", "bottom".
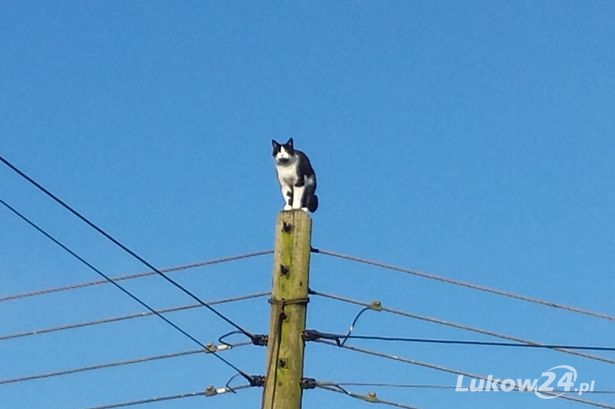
[{"left": 261, "top": 210, "right": 312, "bottom": 409}]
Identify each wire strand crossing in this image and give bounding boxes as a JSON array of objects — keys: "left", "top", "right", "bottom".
[{"left": 1, "top": 156, "right": 256, "bottom": 339}]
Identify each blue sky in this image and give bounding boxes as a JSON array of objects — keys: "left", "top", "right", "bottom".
[{"left": 1, "top": 1, "right": 614, "bottom": 408}]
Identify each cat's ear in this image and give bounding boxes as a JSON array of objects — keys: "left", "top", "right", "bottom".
[
  {"left": 286, "top": 138, "right": 294, "bottom": 149},
  {"left": 272, "top": 139, "right": 281, "bottom": 150}
]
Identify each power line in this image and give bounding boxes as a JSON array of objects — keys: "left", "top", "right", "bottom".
[
  {"left": 315, "top": 340, "right": 615, "bottom": 409},
  {"left": 0, "top": 343, "right": 248, "bottom": 385},
  {"left": 0, "top": 199, "right": 255, "bottom": 383},
  {"left": 311, "top": 290, "right": 615, "bottom": 365},
  {"left": 304, "top": 330, "right": 615, "bottom": 352},
  {"left": 0, "top": 292, "right": 269, "bottom": 342},
  {"left": 319, "top": 381, "right": 456, "bottom": 390},
  {"left": 313, "top": 248, "right": 615, "bottom": 322},
  {"left": 82, "top": 385, "right": 254, "bottom": 409},
  {"left": 315, "top": 383, "right": 421, "bottom": 409},
  {"left": 1, "top": 156, "right": 255, "bottom": 340},
  {"left": 83, "top": 392, "right": 203, "bottom": 409},
  {"left": 0, "top": 250, "right": 272, "bottom": 303}
]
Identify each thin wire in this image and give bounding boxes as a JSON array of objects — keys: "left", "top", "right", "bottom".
[
  {"left": 306, "top": 330, "right": 615, "bottom": 352},
  {"left": 316, "top": 340, "right": 615, "bottom": 409},
  {"left": 0, "top": 250, "right": 272, "bottom": 303},
  {"left": 83, "top": 392, "right": 203, "bottom": 409},
  {"left": 0, "top": 199, "right": 253, "bottom": 382},
  {"left": 225, "top": 373, "right": 244, "bottom": 392},
  {"left": 317, "top": 381, "right": 615, "bottom": 394},
  {"left": 340, "top": 307, "right": 372, "bottom": 346},
  {"left": 315, "top": 384, "right": 421, "bottom": 409},
  {"left": 0, "top": 344, "right": 251, "bottom": 385},
  {"left": 319, "top": 381, "right": 456, "bottom": 390},
  {"left": 82, "top": 385, "right": 254, "bottom": 409},
  {"left": 1, "top": 156, "right": 255, "bottom": 339},
  {"left": 311, "top": 290, "right": 615, "bottom": 365},
  {"left": 0, "top": 292, "right": 269, "bottom": 342},
  {"left": 314, "top": 248, "right": 615, "bottom": 322}
]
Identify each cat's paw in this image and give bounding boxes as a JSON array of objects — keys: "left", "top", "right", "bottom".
[
  {"left": 301, "top": 207, "right": 308, "bottom": 212},
  {"left": 283, "top": 204, "right": 292, "bottom": 211}
]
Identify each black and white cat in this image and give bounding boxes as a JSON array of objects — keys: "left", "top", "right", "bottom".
[{"left": 272, "top": 138, "right": 318, "bottom": 212}]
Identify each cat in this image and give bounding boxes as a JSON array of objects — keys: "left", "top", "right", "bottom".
[{"left": 272, "top": 138, "right": 318, "bottom": 212}]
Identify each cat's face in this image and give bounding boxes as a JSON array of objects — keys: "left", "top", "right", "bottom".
[{"left": 272, "top": 138, "right": 295, "bottom": 165}]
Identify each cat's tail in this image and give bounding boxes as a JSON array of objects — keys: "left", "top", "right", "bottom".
[{"left": 307, "top": 194, "right": 318, "bottom": 212}]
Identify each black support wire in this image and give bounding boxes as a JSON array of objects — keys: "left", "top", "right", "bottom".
[
  {"left": 0, "top": 199, "right": 255, "bottom": 383},
  {"left": 1, "top": 157, "right": 256, "bottom": 341},
  {"left": 314, "top": 383, "right": 421, "bottom": 409},
  {"left": 315, "top": 339, "right": 615, "bottom": 409},
  {"left": 0, "top": 250, "right": 272, "bottom": 303},
  {"left": 304, "top": 330, "right": 615, "bottom": 352},
  {"left": 313, "top": 248, "right": 615, "bottom": 322},
  {"left": 0, "top": 292, "right": 269, "bottom": 342},
  {"left": 0, "top": 342, "right": 249, "bottom": 385},
  {"left": 311, "top": 290, "right": 615, "bottom": 365}
]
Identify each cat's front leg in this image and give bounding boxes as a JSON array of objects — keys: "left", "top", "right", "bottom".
[
  {"left": 292, "top": 185, "right": 305, "bottom": 210},
  {"left": 282, "top": 188, "right": 293, "bottom": 210}
]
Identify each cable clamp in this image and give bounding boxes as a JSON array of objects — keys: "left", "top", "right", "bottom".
[
  {"left": 303, "top": 329, "right": 321, "bottom": 342},
  {"left": 368, "top": 300, "right": 383, "bottom": 311},
  {"left": 303, "top": 329, "right": 342, "bottom": 344},
  {"left": 205, "top": 343, "right": 231, "bottom": 353},
  {"left": 250, "top": 334, "right": 268, "bottom": 346},
  {"left": 204, "top": 385, "right": 228, "bottom": 397},
  {"left": 248, "top": 375, "right": 265, "bottom": 387},
  {"left": 301, "top": 377, "right": 317, "bottom": 389},
  {"left": 268, "top": 296, "right": 310, "bottom": 307},
  {"left": 365, "top": 392, "right": 378, "bottom": 402}
]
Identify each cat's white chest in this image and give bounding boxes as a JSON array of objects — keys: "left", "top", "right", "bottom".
[{"left": 276, "top": 163, "right": 298, "bottom": 186}]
